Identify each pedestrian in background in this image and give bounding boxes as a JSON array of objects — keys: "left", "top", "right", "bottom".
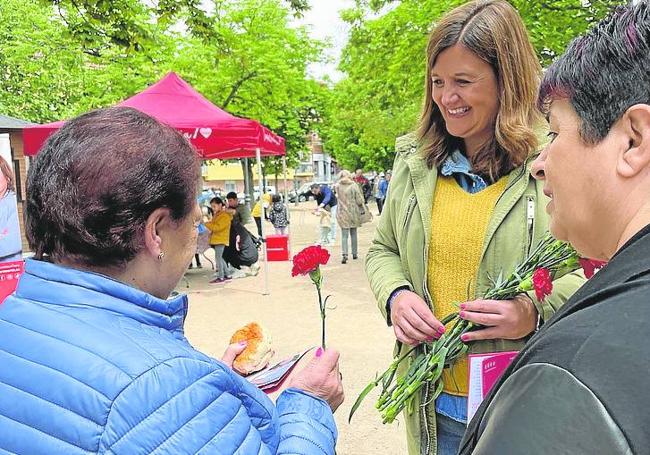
[
  {"left": 375, "top": 172, "right": 388, "bottom": 215},
  {"left": 335, "top": 170, "right": 365, "bottom": 264},
  {"left": 251, "top": 196, "right": 264, "bottom": 238},
  {"left": 310, "top": 183, "right": 337, "bottom": 243},
  {"left": 205, "top": 197, "right": 232, "bottom": 284},
  {"left": 353, "top": 169, "right": 371, "bottom": 203},
  {"left": 269, "top": 193, "right": 289, "bottom": 235},
  {"left": 225, "top": 191, "right": 252, "bottom": 226},
  {"left": 317, "top": 207, "right": 332, "bottom": 246}
]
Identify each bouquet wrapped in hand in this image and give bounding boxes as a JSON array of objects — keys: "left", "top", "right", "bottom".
[{"left": 349, "top": 233, "right": 606, "bottom": 424}]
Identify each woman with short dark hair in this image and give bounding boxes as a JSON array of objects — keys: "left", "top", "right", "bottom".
[{"left": 0, "top": 106, "right": 343, "bottom": 454}]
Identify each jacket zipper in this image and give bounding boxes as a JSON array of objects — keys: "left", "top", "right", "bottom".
[
  {"left": 421, "top": 220, "right": 435, "bottom": 455},
  {"left": 400, "top": 191, "right": 434, "bottom": 454},
  {"left": 422, "top": 255, "right": 433, "bottom": 455},
  {"left": 526, "top": 195, "right": 535, "bottom": 254}
]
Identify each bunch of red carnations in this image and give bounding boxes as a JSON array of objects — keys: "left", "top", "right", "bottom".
[{"left": 349, "top": 233, "right": 606, "bottom": 424}]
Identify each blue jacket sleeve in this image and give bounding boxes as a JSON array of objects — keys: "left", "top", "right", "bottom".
[
  {"left": 99, "top": 357, "right": 337, "bottom": 454},
  {"left": 320, "top": 186, "right": 332, "bottom": 207},
  {"left": 275, "top": 389, "right": 337, "bottom": 455}
]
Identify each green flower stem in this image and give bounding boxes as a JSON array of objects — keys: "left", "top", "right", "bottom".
[{"left": 316, "top": 284, "right": 326, "bottom": 349}]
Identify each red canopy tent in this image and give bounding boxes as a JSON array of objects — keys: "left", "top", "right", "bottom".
[
  {"left": 22, "top": 72, "right": 287, "bottom": 295},
  {"left": 22, "top": 72, "right": 285, "bottom": 159}
]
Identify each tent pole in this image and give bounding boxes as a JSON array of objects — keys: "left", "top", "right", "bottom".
[
  {"left": 257, "top": 147, "right": 269, "bottom": 296},
  {"left": 282, "top": 156, "right": 288, "bottom": 221},
  {"left": 243, "top": 158, "right": 250, "bottom": 209}
]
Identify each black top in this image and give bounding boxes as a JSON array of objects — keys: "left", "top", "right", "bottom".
[{"left": 461, "top": 224, "right": 650, "bottom": 455}]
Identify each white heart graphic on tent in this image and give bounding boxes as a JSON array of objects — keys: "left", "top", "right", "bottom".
[{"left": 199, "top": 128, "right": 212, "bottom": 139}]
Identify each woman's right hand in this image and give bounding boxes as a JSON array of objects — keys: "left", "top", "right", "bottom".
[
  {"left": 287, "top": 348, "right": 344, "bottom": 412},
  {"left": 391, "top": 291, "right": 446, "bottom": 345}
]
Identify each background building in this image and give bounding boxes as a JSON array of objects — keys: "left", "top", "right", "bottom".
[{"left": 202, "top": 131, "right": 338, "bottom": 194}]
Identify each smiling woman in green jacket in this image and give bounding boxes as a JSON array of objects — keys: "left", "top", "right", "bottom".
[{"left": 364, "top": 2, "right": 585, "bottom": 455}]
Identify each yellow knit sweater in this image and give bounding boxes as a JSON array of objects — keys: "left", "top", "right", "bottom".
[{"left": 428, "top": 175, "right": 508, "bottom": 395}]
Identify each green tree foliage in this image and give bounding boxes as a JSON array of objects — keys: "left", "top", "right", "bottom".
[
  {"left": 0, "top": 0, "right": 325, "bottom": 167},
  {"left": 324, "top": 0, "right": 625, "bottom": 171}
]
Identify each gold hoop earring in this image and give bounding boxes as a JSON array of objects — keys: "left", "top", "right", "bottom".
[{"left": 158, "top": 251, "right": 165, "bottom": 261}]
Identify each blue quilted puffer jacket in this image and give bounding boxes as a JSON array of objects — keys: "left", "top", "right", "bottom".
[{"left": 0, "top": 259, "right": 337, "bottom": 454}]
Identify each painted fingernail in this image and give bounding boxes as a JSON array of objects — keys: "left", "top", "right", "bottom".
[
  {"left": 238, "top": 340, "right": 248, "bottom": 346},
  {"left": 316, "top": 347, "right": 323, "bottom": 357},
  {"left": 438, "top": 326, "right": 446, "bottom": 334},
  {"left": 461, "top": 334, "right": 469, "bottom": 342},
  {"left": 459, "top": 311, "right": 466, "bottom": 319},
  {"left": 426, "top": 336, "right": 434, "bottom": 343},
  {"left": 459, "top": 303, "right": 466, "bottom": 310}
]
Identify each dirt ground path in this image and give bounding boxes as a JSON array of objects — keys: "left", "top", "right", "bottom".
[{"left": 180, "top": 202, "right": 407, "bottom": 454}]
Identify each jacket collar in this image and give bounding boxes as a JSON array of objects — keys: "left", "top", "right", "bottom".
[
  {"left": 404, "top": 147, "right": 437, "bottom": 243},
  {"left": 16, "top": 259, "right": 188, "bottom": 334}
]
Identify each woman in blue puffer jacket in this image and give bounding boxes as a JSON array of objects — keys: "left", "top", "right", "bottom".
[{"left": 0, "top": 107, "right": 343, "bottom": 454}]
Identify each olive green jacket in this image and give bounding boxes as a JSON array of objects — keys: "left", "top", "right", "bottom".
[{"left": 365, "top": 134, "right": 585, "bottom": 455}]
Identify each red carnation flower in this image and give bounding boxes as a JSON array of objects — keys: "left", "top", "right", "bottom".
[
  {"left": 578, "top": 258, "right": 607, "bottom": 279},
  {"left": 291, "top": 245, "right": 330, "bottom": 277},
  {"left": 532, "top": 267, "right": 553, "bottom": 301}
]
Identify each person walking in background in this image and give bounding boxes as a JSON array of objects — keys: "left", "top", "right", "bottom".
[
  {"left": 269, "top": 194, "right": 289, "bottom": 235},
  {"left": 375, "top": 172, "right": 388, "bottom": 215},
  {"left": 205, "top": 196, "right": 232, "bottom": 284},
  {"left": 335, "top": 170, "right": 365, "bottom": 264},
  {"left": 225, "top": 191, "right": 252, "bottom": 226},
  {"left": 365, "top": 2, "right": 584, "bottom": 453},
  {"left": 189, "top": 222, "right": 207, "bottom": 269},
  {"left": 317, "top": 207, "right": 332, "bottom": 246},
  {"left": 251, "top": 196, "right": 264, "bottom": 238},
  {"left": 261, "top": 189, "right": 272, "bottom": 220},
  {"left": 353, "top": 169, "right": 371, "bottom": 203},
  {"left": 0, "top": 155, "right": 22, "bottom": 263},
  {"left": 310, "top": 183, "right": 337, "bottom": 244}
]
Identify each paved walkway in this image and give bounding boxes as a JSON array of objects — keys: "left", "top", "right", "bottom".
[{"left": 180, "top": 202, "right": 407, "bottom": 454}]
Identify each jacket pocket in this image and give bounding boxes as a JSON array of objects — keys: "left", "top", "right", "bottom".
[
  {"left": 398, "top": 194, "right": 418, "bottom": 283},
  {"left": 401, "top": 194, "right": 417, "bottom": 232}
]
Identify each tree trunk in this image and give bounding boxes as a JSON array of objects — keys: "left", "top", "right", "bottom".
[{"left": 240, "top": 159, "right": 255, "bottom": 206}]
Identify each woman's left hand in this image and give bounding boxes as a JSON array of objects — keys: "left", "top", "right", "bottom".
[{"left": 459, "top": 294, "right": 538, "bottom": 342}]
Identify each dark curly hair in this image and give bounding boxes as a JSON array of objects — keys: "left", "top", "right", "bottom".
[
  {"left": 538, "top": 2, "right": 650, "bottom": 145},
  {"left": 25, "top": 107, "right": 200, "bottom": 267}
]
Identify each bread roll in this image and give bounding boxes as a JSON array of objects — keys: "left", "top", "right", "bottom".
[{"left": 230, "top": 322, "right": 274, "bottom": 375}]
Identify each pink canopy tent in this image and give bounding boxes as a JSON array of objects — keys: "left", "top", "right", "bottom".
[
  {"left": 22, "top": 72, "right": 285, "bottom": 159},
  {"left": 23, "top": 72, "right": 286, "bottom": 295}
]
